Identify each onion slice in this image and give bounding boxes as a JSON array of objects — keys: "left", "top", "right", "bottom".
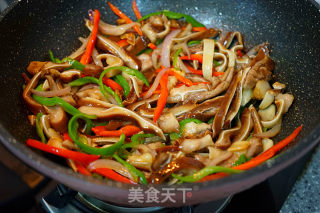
[
  {"left": 31, "top": 86, "right": 71, "bottom": 97},
  {"left": 202, "top": 39, "right": 215, "bottom": 80},
  {"left": 161, "top": 29, "right": 181, "bottom": 68},
  {"left": 143, "top": 67, "right": 170, "bottom": 99}
]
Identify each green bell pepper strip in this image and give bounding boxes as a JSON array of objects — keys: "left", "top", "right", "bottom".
[
  {"left": 35, "top": 112, "right": 47, "bottom": 143},
  {"left": 172, "top": 166, "right": 242, "bottom": 183},
  {"left": 117, "top": 66, "right": 149, "bottom": 87},
  {"left": 33, "top": 85, "right": 96, "bottom": 120},
  {"left": 60, "top": 57, "right": 85, "bottom": 71},
  {"left": 113, "top": 153, "right": 148, "bottom": 185},
  {"left": 137, "top": 11, "right": 162, "bottom": 22},
  {"left": 68, "top": 114, "right": 125, "bottom": 156},
  {"left": 179, "top": 118, "right": 203, "bottom": 133},
  {"left": 113, "top": 75, "right": 130, "bottom": 98},
  {"left": 232, "top": 154, "right": 248, "bottom": 166},
  {"left": 99, "top": 66, "right": 149, "bottom": 106},
  {"left": 137, "top": 48, "right": 153, "bottom": 56},
  {"left": 173, "top": 49, "right": 182, "bottom": 70},
  {"left": 122, "top": 134, "right": 154, "bottom": 150},
  {"left": 207, "top": 117, "right": 215, "bottom": 124},
  {"left": 138, "top": 10, "right": 204, "bottom": 27},
  {"left": 118, "top": 133, "right": 154, "bottom": 159},
  {"left": 170, "top": 118, "right": 203, "bottom": 141},
  {"left": 187, "top": 40, "right": 201, "bottom": 46},
  {"left": 49, "top": 50, "right": 56, "bottom": 63},
  {"left": 69, "top": 76, "right": 99, "bottom": 87},
  {"left": 69, "top": 76, "right": 123, "bottom": 107},
  {"left": 213, "top": 60, "right": 220, "bottom": 66},
  {"left": 47, "top": 53, "right": 84, "bottom": 71}
]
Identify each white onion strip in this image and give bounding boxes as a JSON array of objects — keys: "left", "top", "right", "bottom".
[
  {"left": 31, "top": 86, "right": 71, "bottom": 97},
  {"left": 202, "top": 39, "right": 215, "bottom": 80},
  {"left": 143, "top": 67, "right": 170, "bottom": 99},
  {"left": 88, "top": 159, "right": 133, "bottom": 180},
  {"left": 161, "top": 29, "right": 181, "bottom": 68}
]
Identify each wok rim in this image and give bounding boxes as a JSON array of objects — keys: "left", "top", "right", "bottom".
[{"left": 1, "top": 0, "right": 320, "bottom": 207}]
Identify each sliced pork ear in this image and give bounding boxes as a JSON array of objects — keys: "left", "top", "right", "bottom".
[
  {"left": 127, "top": 94, "right": 159, "bottom": 111},
  {"left": 23, "top": 71, "right": 45, "bottom": 114},
  {"left": 95, "top": 34, "right": 139, "bottom": 70},
  {"left": 180, "top": 134, "right": 214, "bottom": 154},
  {"left": 261, "top": 99, "right": 285, "bottom": 128},
  {"left": 246, "top": 137, "right": 263, "bottom": 158},
  {"left": 232, "top": 108, "right": 253, "bottom": 142},
  {"left": 167, "top": 84, "right": 208, "bottom": 103},
  {"left": 77, "top": 97, "right": 115, "bottom": 108},
  {"left": 212, "top": 72, "right": 241, "bottom": 138},
  {"left": 244, "top": 49, "right": 274, "bottom": 89},
  {"left": 149, "top": 157, "right": 204, "bottom": 184},
  {"left": 158, "top": 112, "right": 180, "bottom": 133},
  {"left": 215, "top": 125, "right": 240, "bottom": 149},
  {"left": 45, "top": 106, "right": 68, "bottom": 133},
  {"left": 185, "top": 49, "right": 236, "bottom": 103},
  {"left": 178, "top": 96, "right": 223, "bottom": 121},
  {"left": 169, "top": 103, "right": 197, "bottom": 118},
  {"left": 249, "top": 105, "right": 263, "bottom": 134},
  {"left": 78, "top": 106, "right": 165, "bottom": 139},
  {"left": 224, "top": 67, "right": 251, "bottom": 128}
]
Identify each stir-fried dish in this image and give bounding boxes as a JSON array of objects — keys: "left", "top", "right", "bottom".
[{"left": 22, "top": 2, "right": 302, "bottom": 184}]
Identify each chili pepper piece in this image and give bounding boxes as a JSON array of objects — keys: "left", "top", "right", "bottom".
[
  {"left": 103, "top": 77, "right": 123, "bottom": 91},
  {"left": 92, "top": 125, "right": 141, "bottom": 137},
  {"left": 26, "top": 139, "right": 100, "bottom": 165},
  {"left": 132, "top": 0, "right": 142, "bottom": 20},
  {"left": 93, "top": 168, "right": 136, "bottom": 184},
  {"left": 153, "top": 71, "right": 169, "bottom": 122},
  {"left": 80, "top": 9, "right": 100, "bottom": 65},
  {"left": 107, "top": 1, "right": 143, "bottom": 36}
]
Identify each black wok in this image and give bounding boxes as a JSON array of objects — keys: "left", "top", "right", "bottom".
[{"left": 0, "top": 0, "right": 320, "bottom": 207}]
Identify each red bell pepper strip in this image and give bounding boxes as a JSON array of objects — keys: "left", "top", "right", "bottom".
[
  {"left": 148, "top": 43, "right": 157, "bottom": 50},
  {"left": 132, "top": 0, "right": 142, "bottom": 20},
  {"left": 63, "top": 132, "right": 72, "bottom": 142},
  {"left": 153, "top": 71, "right": 169, "bottom": 122},
  {"left": 117, "top": 39, "right": 129, "bottom": 47},
  {"left": 93, "top": 168, "right": 136, "bottom": 184},
  {"left": 92, "top": 125, "right": 141, "bottom": 137},
  {"left": 80, "top": 9, "right": 100, "bottom": 65},
  {"left": 169, "top": 70, "right": 193, "bottom": 87},
  {"left": 102, "top": 77, "right": 123, "bottom": 91},
  {"left": 185, "top": 63, "right": 224, "bottom": 77},
  {"left": 107, "top": 1, "right": 143, "bottom": 36},
  {"left": 237, "top": 50, "right": 243, "bottom": 57},
  {"left": 192, "top": 27, "right": 207, "bottom": 32},
  {"left": 199, "top": 125, "right": 303, "bottom": 182},
  {"left": 180, "top": 54, "right": 203, "bottom": 63},
  {"left": 74, "top": 161, "right": 92, "bottom": 176},
  {"left": 26, "top": 139, "right": 100, "bottom": 165}
]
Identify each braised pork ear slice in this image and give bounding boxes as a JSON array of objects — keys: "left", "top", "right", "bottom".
[
  {"left": 212, "top": 72, "right": 241, "bottom": 138},
  {"left": 78, "top": 106, "right": 165, "bottom": 139},
  {"left": 244, "top": 49, "right": 274, "bottom": 89},
  {"left": 232, "top": 108, "right": 253, "bottom": 142},
  {"left": 178, "top": 96, "right": 223, "bottom": 121}
]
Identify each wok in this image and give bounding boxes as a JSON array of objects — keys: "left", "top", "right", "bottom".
[{"left": 0, "top": 0, "right": 320, "bottom": 207}]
